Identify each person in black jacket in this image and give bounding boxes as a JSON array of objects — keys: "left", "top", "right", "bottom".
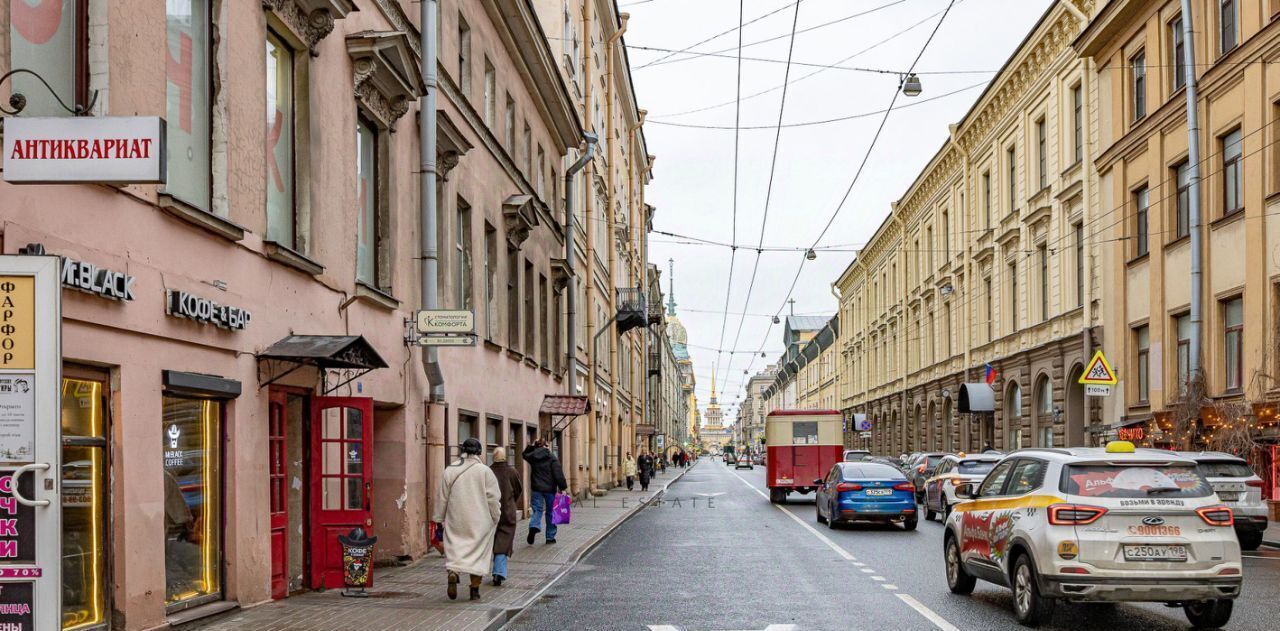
[
  {"left": 522, "top": 440, "right": 567, "bottom": 544},
  {"left": 636, "top": 450, "right": 654, "bottom": 491}
]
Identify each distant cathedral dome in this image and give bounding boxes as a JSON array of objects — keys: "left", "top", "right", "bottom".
[{"left": 667, "top": 314, "right": 688, "bottom": 346}]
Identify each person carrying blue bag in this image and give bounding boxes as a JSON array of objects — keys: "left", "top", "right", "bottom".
[{"left": 522, "top": 439, "right": 568, "bottom": 544}]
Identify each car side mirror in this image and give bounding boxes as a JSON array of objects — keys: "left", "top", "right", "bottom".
[
  {"left": 813, "top": 478, "right": 824, "bottom": 486},
  {"left": 954, "top": 483, "right": 975, "bottom": 500}
]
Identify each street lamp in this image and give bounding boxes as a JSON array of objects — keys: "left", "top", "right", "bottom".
[{"left": 901, "top": 73, "right": 922, "bottom": 97}]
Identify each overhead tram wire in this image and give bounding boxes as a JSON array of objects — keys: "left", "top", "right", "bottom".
[
  {"left": 624, "top": 43, "right": 993, "bottom": 76},
  {"left": 721, "top": 0, "right": 803, "bottom": 395},
  {"left": 727, "top": 0, "right": 960, "bottom": 388},
  {"left": 715, "top": 0, "right": 747, "bottom": 392},
  {"left": 652, "top": 0, "right": 971, "bottom": 119},
  {"left": 636, "top": 1, "right": 798, "bottom": 69},
  {"left": 641, "top": 0, "right": 907, "bottom": 70}
]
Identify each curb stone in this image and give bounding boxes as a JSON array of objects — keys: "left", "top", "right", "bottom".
[{"left": 486, "top": 464, "right": 695, "bottom": 631}]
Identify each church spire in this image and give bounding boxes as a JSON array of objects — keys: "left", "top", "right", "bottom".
[
  {"left": 667, "top": 258, "right": 677, "bottom": 316},
  {"left": 710, "top": 367, "right": 717, "bottom": 405}
]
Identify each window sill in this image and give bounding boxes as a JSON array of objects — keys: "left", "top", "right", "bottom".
[
  {"left": 166, "top": 600, "right": 239, "bottom": 626},
  {"left": 1166, "top": 234, "right": 1190, "bottom": 249},
  {"left": 1211, "top": 209, "right": 1245, "bottom": 230},
  {"left": 264, "top": 240, "right": 324, "bottom": 276},
  {"left": 483, "top": 339, "right": 502, "bottom": 353},
  {"left": 354, "top": 282, "right": 399, "bottom": 311},
  {"left": 507, "top": 349, "right": 524, "bottom": 362},
  {"left": 524, "top": 357, "right": 538, "bottom": 369},
  {"left": 1126, "top": 252, "right": 1150, "bottom": 266},
  {"left": 158, "top": 195, "right": 245, "bottom": 242},
  {"left": 540, "top": 366, "right": 552, "bottom": 375}
]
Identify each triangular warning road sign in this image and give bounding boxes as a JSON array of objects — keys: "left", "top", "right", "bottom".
[{"left": 1079, "top": 350, "right": 1118, "bottom": 386}]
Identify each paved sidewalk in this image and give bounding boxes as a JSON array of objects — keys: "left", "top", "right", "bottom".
[{"left": 189, "top": 464, "right": 692, "bottom": 631}]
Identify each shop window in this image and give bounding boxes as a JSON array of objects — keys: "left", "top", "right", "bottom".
[
  {"left": 1036, "top": 378, "right": 1053, "bottom": 447},
  {"left": 164, "top": 0, "right": 213, "bottom": 211},
  {"left": 265, "top": 30, "right": 297, "bottom": 248},
  {"left": 1005, "top": 382, "right": 1022, "bottom": 450},
  {"left": 485, "top": 416, "right": 501, "bottom": 464},
  {"left": 8, "top": 0, "right": 89, "bottom": 116},
  {"left": 61, "top": 373, "right": 108, "bottom": 630},
  {"left": 162, "top": 396, "right": 223, "bottom": 609}
]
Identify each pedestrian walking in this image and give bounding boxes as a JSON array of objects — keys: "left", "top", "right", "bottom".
[
  {"left": 488, "top": 447, "right": 522, "bottom": 587},
  {"left": 522, "top": 439, "right": 567, "bottom": 545},
  {"left": 637, "top": 450, "right": 653, "bottom": 491},
  {"left": 624, "top": 452, "right": 637, "bottom": 491},
  {"left": 431, "top": 438, "right": 501, "bottom": 601}
]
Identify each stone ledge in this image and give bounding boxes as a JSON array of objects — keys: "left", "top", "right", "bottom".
[
  {"left": 354, "top": 281, "right": 399, "bottom": 310},
  {"left": 158, "top": 194, "right": 245, "bottom": 242},
  {"left": 264, "top": 240, "right": 325, "bottom": 276}
]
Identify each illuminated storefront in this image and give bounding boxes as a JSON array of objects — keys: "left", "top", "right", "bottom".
[
  {"left": 161, "top": 396, "right": 222, "bottom": 610},
  {"left": 61, "top": 372, "right": 108, "bottom": 631}
]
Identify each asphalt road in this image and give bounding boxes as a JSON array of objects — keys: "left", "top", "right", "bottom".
[{"left": 504, "top": 457, "right": 1280, "bottom": 630}]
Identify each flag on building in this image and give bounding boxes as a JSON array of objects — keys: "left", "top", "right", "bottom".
[{"left": 984, "top": 363, "right": 998, "bottom": 386}]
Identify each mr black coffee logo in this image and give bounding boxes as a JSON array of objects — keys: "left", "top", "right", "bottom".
[
  {"left": 61, "top": 257, "right": 135, "bottom": 301},
  {"left": 166, "top": 290, "right": 251, "bottom": 330}
]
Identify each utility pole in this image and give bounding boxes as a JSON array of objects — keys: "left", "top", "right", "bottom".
[{"left": 1179, "top": 0, "right": 1204, "bottom": 384}]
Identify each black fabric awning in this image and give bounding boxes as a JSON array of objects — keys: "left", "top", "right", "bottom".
[{"left": 257, "top": 335, "right": 388, "bottom": 391}]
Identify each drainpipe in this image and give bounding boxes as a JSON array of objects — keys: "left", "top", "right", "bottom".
[
  {"left": 1179, "top": 0, "right": 1204, "bottom": 388},
  {"left": 420, "top": 0, "right": 444, "bottom": 401},
  {"left": 565, "top": 134, "right": 598, "bottom": 402}
]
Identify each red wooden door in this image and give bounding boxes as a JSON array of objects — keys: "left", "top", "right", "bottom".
[
  {"left": 309, "top": 397, "right": 374, "bottom": 590},
  {"left": 268, "top": 391, "right": 288, "bottom": 599}
]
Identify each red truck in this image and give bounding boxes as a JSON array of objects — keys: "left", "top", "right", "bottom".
[{"left": 765, "top": 410, "right": 845, "bottom": 503}]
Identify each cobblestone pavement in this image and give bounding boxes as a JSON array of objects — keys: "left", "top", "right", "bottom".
[{"left": 190, "top": 465, "right": 692, "bottom": 631}]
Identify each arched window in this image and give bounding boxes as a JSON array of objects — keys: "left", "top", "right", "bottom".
[
  {"left": 1005, "top": 382, "right": 1022, "bottom": 450},
  {"left": 1036, "top": 377, "right": 1054, "bottom": 447}
]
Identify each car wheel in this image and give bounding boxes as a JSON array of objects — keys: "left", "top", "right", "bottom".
[
  {"left": 902, "top": 516, "right": 918, "bottom": 531},
  {"left": 826, "top": 502, "right": 839, "bottom": 529},
  {"left": 1011, "top": 554, "right": 1055, "bottom": 627},
  {"left": 1237, "top": 530, "right": 1263, "bottom": 551},
  {"left": 924, "top": 500, "right": 938, "bottom": 522},
  {"left": 1183, "top": 599, "right": 1233, "bottom": 629},
  {"left": 944, "top": 535, "right": 975, "bottom": 595}
]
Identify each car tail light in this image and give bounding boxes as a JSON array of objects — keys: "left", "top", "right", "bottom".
[
  {"left": 893, "top": 482, "right": 915, "bottom": 492},
  {"left": 1196, "top": 505, "right": 1234, "bottom": 526},
  {"left": 1048, "top": 504, "right": 1107, "bottom": 525},
  {"left": 1061, "top": 567, "right": 1090, "bottom": 574},
  {"left": 1218, "top": 567, "right": 1240, "bottom": 576},
  {"left": 1245, "top": 479, "right": 1264, "bottom": 488},
  {"left": 836, "top": 483, "right": 863, "bottom": 492}
]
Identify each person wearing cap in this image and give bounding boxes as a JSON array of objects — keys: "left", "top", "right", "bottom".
[
  {"left": 431, "top": 438, "right": 501, "bottom": 601},
  {"left": 488, "top": 447, "right": 522, "bottom": 586}
]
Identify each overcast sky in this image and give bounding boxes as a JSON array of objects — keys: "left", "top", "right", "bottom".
[{"left": 625, "top": 0, "right": 1055, "bottom": 424}]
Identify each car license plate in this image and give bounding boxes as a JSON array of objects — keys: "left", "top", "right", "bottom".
[
  {"left": 1123, "top": 545, "right": 1188, "bottom": 562},
  {"left": 1217, "top": 491, "right": 1240, "bottom": 502},
  {"left": 865, "top": 488, "right": 891, "bottom": 496}
]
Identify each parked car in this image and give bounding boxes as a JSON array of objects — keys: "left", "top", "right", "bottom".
[
  {"left": 909, "top": 452, "right": 949, "bottom": 502},
  {"left": 943, "top": 442, "right": 1242, "bottom": 628},
  {"left": 815, "top": 461, "right": 917, "bottom": 530},
  {"left": 1185, "top": 451, "right": 1269, "bottom": 550},
  {"left": 842, "top": 449, "right": 871, "bottom": 461},
  {"left": 921, "top": 453, "right": 1002, "bottom": 521}
]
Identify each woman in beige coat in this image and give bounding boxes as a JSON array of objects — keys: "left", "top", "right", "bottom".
[{"left": 431, "top": 438, "right": 501, "bottom": 600}]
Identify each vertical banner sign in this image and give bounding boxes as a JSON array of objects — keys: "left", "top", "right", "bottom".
[{"left": 0, "top": 256, "right": 62, "bottom": 631}]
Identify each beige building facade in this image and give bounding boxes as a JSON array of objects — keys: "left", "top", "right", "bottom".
[{"left": 835, "top": 0, "right": 1105, "bottom": 456}]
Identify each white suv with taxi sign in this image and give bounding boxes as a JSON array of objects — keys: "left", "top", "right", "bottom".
[{"left": 942, "top": 442, "right": 1242, "bottom": 628}]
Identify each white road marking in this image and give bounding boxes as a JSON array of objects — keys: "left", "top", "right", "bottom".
[
  {"left": 731, "top": 471, "right": 961, "bottom": 631},
  {"left": 895, "top": 594, "right": 962, "bottom": 631},
  {"left": 860, "top": 568, "right": 875, "bottom": 573},
  {"left": 649, "top": 626, "right": 797, "bottom": 631},
  {"left": 882, "top": 584, "right": 899, "bottom": 590},
  {"left": 871, "top": 576, "right": 886, "bottom": 581},
  {"left": 851, "top": 561, "right": 866, "bottom": 567}
]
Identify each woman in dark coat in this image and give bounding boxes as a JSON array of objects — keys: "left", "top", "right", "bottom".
[
  {"left": 637, "top": 450, "right": 654, "bottom": 491},
  {"left": 489, "top": 447, "right": 523, "bottom": 586}
]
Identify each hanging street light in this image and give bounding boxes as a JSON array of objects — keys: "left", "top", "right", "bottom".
[
  {"left": 901, "top": 73, "right": 922, "bottom": 97},
  {"left": 805, "top": 248, "right": 817, "bottom": 260}
]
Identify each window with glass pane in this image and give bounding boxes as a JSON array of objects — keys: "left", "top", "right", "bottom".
[
  {"left": 504, "top": 94, "right": 515, "bottom": 150},
  {"left": 164, "top": 0, "right": 211, "bottom": 211},
  {"left": 1176, "top": 314, "right": 1192, "bottom": 395},
  {"left": 266, "top": 32, "right": 295, "bottom": 246},
  {"left": 1131, "top": 50, "right": 1146, "bottom": 120},
  {"left": 456, "top": 200, "right": 472, "bottom": 309},
  {"left": 1135, "top": 325, "right": 1150, "bottom": 403},
  {"left": 1224, "top": 297, "right": 1243, "bottom": 390},
  {"left": 1007, "top": 147, "right": 1017, "bottom": 212},
  {"left": 162, "top": 397, "right": 222, "bottom": 607},
  {"left": 1170, "top": 16, "right": 1186, "bottom": 90},
  {"left": 982, "top": 171, "right": 992, "bottom": 228},
  {"left": 1009, "top": 261, "right": 1018, "bottom": 331},
  {"left": 61, "top": 377, "right": 107, "bottom": 630},
  {"left": 1074, "top": 223, "right": 1084, "bottom": 307},
  {"left": 1036, "top": 119, "right": 1046, "bottom": 189},
  {"left": 457, "top": 14, "right": 471, "bottom": 95},
  {"left": 1222, "top": 128, "right": 1243, "bottom": 215},
  {"left": 10, "top": 0, "right": 82, "bottom": 116},
  {"left": 1038, "top": 246, "right": 1048, "bottom": 320},
  {"left": 319, "top": 407, "right": 364, "bottom": 511},
  {"left": 1072, "top": 85, "right": 1083, "bottom": 163},
  {"left": 356, "top": 118, "right": 378, "bottom": 286},
  {"left": 485, "top": 223, "right": 497, "bottom": 339},
  {"left": 1134, "top": 186, "right": 1149, "bottom": 256},
  {"left": 1220, "top": 0, "right": 1237, "bottom": 53},
  {"left": 1175, "top": 161, "right": 1191, "bottom": 238},
  {"left": 483, "top": 58, "right": 496, "bottom": 127},
  {"left": 507, "top": 246, "right": 520, "bottom": 350}
]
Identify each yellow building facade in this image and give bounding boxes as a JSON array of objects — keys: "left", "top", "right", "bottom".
[{"left": 836, "top": 0, "right": 1104, "bottom": 455}]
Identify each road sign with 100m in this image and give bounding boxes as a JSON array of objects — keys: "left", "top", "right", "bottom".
[
  {"left": 415, "top": 310, "right": 474, "bottom": 334},
  {"left": 1085, "top": 384, "right": 1112, "bottom": 397}
]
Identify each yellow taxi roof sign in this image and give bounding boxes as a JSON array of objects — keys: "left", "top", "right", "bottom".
[
  {"left": 1079, "top": 350, "right": 1118, "bottom": 386},
  {"left": 1105, "top": 440, "right": 1136, "bottom": 453}
]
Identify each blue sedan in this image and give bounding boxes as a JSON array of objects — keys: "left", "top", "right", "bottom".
[{"left": 814, "top": 462, "right": 918, "bottom": 530}]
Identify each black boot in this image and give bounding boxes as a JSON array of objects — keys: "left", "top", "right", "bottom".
[
  {"left": 469, "top": 586, "right": 481, "bottom": 600},
  {"left": 527, "top": 527, "right": 539, "bottom": 545},
  {"left": 493, "top": 575, "right": 504, "bottom": 587}
]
